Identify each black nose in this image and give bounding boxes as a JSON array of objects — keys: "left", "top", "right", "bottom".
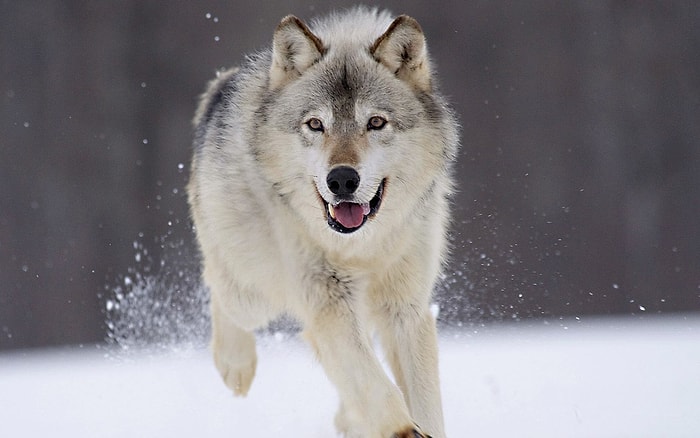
[{"left": 326, "top": 166, "right": 360, "bottom": 196}]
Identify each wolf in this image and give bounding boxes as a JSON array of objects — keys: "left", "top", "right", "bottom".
[{"left": 187, "top": 7, "right": 459, "bottom": 438}]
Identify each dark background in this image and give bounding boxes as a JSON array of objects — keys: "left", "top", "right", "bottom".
[{"left": 1, "top": 0, "right": 698, "bottom": 351}]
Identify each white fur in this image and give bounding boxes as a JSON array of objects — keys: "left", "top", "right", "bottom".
[{"left": 188, "top": 7, "right": 458, "bottom": 438}]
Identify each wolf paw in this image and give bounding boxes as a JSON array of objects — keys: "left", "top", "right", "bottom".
[
  {"left": 223, "top": 357, "right": 256, "bottom": 396},
  {"left": 211, "top": 322, "right": 258, "bottom": 397},
  {"left": 392, "top": 426, "right": 432, "bottom": 438},
  {"left": 213, "top": 349, "right": 257, "bottom": 397}
]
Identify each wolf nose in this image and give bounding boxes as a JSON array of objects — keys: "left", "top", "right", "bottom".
[{"left": 326, "top": 166, "right": 360, "bottom": 196}]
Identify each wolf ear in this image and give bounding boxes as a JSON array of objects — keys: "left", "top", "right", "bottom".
[
  {"left": 269, "top": 15, "right": 325, "bottom": 89},
  {"left": 370, "top": 15, "right": 431, "bottom": 92}
]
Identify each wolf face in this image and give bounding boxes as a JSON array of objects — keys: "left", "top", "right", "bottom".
[{"left": 253, "top": 13, "right": 457, "bottom": 238}]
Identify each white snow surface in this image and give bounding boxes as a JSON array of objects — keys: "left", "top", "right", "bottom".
[{"left": 1, "top": 315, "right": 699, "bottom": 437}]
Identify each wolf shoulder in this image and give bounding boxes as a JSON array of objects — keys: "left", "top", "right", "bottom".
[{"left": 192, "top": 54, "right": 273, "bottom": 147}]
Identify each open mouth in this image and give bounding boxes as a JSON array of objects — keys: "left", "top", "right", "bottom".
[{"left": 323, "top": 179, "right": 385, "bottom": 234}]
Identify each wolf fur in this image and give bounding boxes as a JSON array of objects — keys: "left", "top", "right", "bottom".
[{"left": 187, "top": 7, "right": 459, "bottom": 438}]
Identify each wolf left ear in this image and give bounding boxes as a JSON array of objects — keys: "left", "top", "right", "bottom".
[
  {"left": 269, "top": 15, "right": 325, "bottom": 89},
  {"left": 371, "top": 15, "right": 431, "bottom": 92}
]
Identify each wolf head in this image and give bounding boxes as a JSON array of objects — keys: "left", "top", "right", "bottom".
[{"left": 255, "top": 8, "right": 458, "bottom": 239}]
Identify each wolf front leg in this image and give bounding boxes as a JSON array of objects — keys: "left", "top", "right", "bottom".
[
  {"left": 300, "top": 292, "right": 428, "bottom": 438},
  {"left": 378, "top": 308, "right": 445, "bottom": 438},
  {"left": 210, "top": 292, "right": 258, "bottom": 396}
]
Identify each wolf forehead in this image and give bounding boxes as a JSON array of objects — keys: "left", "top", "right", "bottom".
[
  {"left": 263, "top": 11, "right": 443, "bottom": 128},
  {"left": 279, "top": 62, "right": 422, "bottom": 126}
]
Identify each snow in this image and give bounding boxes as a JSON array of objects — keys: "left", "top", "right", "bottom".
[{"left": 1, "top": 315, "right": 699, "bottom": 437}]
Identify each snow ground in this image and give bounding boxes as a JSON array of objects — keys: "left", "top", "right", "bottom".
[{"left": 1, "top": 315, "right": 699, "bottom": 437}]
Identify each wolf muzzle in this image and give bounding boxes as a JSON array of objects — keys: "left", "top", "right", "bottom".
[{"left": 323, "top": 166, "right": 385, "bottom": 234}]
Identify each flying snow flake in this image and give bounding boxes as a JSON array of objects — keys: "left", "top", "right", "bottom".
[{"left": 430, "top": 303, "right": 440, "bottom": 319}]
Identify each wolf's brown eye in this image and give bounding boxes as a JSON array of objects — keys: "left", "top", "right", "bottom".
[
  {"left": 306, "top": 118, "right": 324, "bottom": 132},
  {"left": 367, "top": 116, "right": 387, "bottom": 130}
]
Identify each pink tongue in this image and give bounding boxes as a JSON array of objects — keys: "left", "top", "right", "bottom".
[{"left": 334, "top": 202, "right": 368, "bottom": 229}]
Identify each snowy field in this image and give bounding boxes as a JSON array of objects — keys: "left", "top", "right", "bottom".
[{"left": 1, "top": 315, "right": 699, "bottom": 437}]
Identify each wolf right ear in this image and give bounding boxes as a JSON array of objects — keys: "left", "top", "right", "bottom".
[{"left": 269, "top": 15, "right": 325, "bottom": 90}]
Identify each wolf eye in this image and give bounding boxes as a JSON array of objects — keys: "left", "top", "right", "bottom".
[
  {"left": 306, "top": 118, "right": 324, "bottom": 132},
  {"left": 367, "top": 116, "right": 387, "bottom": 130}
]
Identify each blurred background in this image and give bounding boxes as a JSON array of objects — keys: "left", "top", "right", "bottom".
[{"left": 1, "top": 0, "right": 698, "bottom": 351}]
